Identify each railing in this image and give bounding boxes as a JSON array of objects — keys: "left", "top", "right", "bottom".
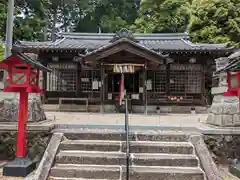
[{"left": 124, "top": 98, "right": 130, "bottom": 180}]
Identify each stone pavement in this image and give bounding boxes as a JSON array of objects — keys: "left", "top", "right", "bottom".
[
  {"left": 46, "top": 112, "right": 240, "bottom": 134},
  {"left": 46, "top": 112, "right": 208, "bottom": 126}
]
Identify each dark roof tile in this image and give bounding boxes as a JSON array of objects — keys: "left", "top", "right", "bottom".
[{"left": 14, "top": 31, "right": 231, "bottom": 52}]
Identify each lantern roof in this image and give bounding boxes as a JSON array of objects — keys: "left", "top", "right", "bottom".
[
  {"left": 215, "top": 50, "right": 240, "bottom": 74},
  {"left": 0, "top": 52, "right": 51, "bottom": 72}
]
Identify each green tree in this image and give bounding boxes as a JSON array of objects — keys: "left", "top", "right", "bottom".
[
  {"left": 74, "top": 0, "right": 139, "bottom": 33},
  {"left": 0, "top": 0, "right": 47, "bottom": 41},
  {"left": 188, "top": 0, "right": 240, "bottom": 47},
  {"left": 0, "top": 40, "right": 4, "bottom": 60},
  {"left": 132, "top": 0, "right": 191, "bottom": 33}
]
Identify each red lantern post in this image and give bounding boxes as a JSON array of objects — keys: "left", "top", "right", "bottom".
[{"left": 0, "top": 52, "right": 51, "bottom": 177}]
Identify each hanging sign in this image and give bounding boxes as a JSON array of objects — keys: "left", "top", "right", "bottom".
[{"left": 113, "top": 64, "right": 135, "bottom": 73}]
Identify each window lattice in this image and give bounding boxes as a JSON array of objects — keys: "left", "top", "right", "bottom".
[
  {"left": 147, "top": 66, "right": 166, "bottom": 92},
  {"left": 170, "top": 64, "right": 202, "bottom": 93},
  {"left": 47, "top": 63, "right": 77, "bottom": 92},
  {"left": 80, "top": 68, "right": 100, "bottom": 92}
]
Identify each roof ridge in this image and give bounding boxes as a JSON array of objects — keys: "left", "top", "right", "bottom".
[{"left": 57, "top": 32, "right": 189, "bottom": 40}]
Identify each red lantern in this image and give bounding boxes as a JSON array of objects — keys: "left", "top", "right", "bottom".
[{"left": 0, "top": 52, "right": 51, "bottom": 177}]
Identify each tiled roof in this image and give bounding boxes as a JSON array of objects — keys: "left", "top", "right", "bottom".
[
  {"left": 14, "top": 29, "right": 231, "bottom": 52},
  {"left": 83, "top": 37, "right": 167, "bottom": 60}
]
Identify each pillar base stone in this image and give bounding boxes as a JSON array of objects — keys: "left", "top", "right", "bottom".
[
  {"left": 0, "top": 92, "right": 46, "bottom": 122},
  {"left": 206, "top": 95, "right": 240, "bottom": 127},
  {"left": 3, "top": 157, "right": 36, "bottom": 177}
]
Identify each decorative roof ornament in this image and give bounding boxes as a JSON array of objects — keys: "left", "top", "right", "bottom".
[{"left": 110, "top": 28, "right": 138, "bottom": 43}]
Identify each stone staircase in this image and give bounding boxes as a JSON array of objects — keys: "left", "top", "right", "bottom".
[{"left": 48, "top": 130, "right": 206, "bottom": 180}]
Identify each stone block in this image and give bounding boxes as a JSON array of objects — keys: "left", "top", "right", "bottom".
[
  {"left": 211, "top": 87, "right": 227, "bottom": 95},
  {"left": 159, "top": 106, "right": 172, "bottom": 113},
  {"left": 210, "top": 104, "right": 223, "bottom": 114},
  {"left": 212, "top": 95, "right": 225, "bottom": 103},
  {"left": 206, "top": 113, "right": 215, "bottom": 125},
  {"left": 103, "top": 105, "right": 116, "bottom": 113},
  {"left": 211, "top": 114, "right": 223, "bottom": 126},
  {"left": 233, "top": 114, "right": 240, "bottom": 125},
  {"left": 222, "top": 102, "right": 239, "bottom": 114},
  {"left": 221, "top": 115, "right": 234, "bottom": 126}
]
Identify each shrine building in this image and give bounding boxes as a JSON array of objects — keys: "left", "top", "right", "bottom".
[{"left": 12, "top": 29, "right": 236, "bottom": 113}]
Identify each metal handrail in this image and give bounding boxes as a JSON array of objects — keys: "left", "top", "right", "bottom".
[{"left": 125, "top": 98, "right": 130, "bottom": 180}]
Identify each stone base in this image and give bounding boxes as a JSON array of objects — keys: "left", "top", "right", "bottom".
[
  {"left": 0, "top": 92, "right": 46, "bottom": 122},
  {"left": 206, "top": 95, "right": 240, "bottom": 127},
  {"left": 229, "top": 163, "right": 240, "bottom": 178},
  {"left": 103, "top": 105, "right": 208, "bottom": 114},
  {"left": 3, "top": 157, "right": 36, "bottom": 177}
]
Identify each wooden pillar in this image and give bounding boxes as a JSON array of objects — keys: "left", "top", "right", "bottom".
[
  {"left": 201, "top": 65, "right": 206, "bottom": 105},
  {"left": 76, "top": 63, "right": 81, "bottom": 98},
  {"left": 100, "top": 63, "right": 104, "bottom": 113},
  {"left": 143, "top": 62, "right": 147, "bottom": 114},
  {"left": 166, "top": 63, "right": 170, "bottom": 95}
]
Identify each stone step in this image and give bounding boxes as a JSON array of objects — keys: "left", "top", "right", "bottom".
[
  {"left": 55, "top": 129, "right": 189, "bottom": 142},
  {"left": 132, "top": 153, "right": 199, "bottom": 167},
  {"left": 49, "top": 177, "right": 118, "bottom": 180},
  {"left": 50, "top": 164, "right": 121, "bottom": 179},
  {"left": 56, "top": 151, "right": 125, "bottom": 165},
  {"left": 128, "top": 141, "right": 194, "bottom": 154},
  {"left": 124, "top": 166, "right": 205, "bottom": 180},
  {"left": 59, "top": 140, "right": 121, "bottom": 152},
  {"left": 50, "top": 164, "right": 205, "bottom": 180},
  {"left": 60, "top": 140, "right": 194, "bottom": 154},
  {"left": 56, "top": 150, "right": 198, "bottom": 167}
]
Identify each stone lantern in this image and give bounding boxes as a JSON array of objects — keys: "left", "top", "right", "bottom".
[{"left": 207, "top": 51, "right": 240, "bottom": 127}]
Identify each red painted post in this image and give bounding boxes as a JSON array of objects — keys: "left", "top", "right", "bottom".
[{"left": 16, "top": 91, "right": 28, "bottom": 157}]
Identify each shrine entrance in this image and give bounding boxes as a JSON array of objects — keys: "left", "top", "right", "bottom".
[
  {"left": 105, "top": 70, "right": 141, "bottom": 104},
  {"left": 82, "top": 35, "right": 165, "bottom": 113}
]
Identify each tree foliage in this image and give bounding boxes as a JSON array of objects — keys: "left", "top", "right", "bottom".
[
  {"left": 132, "top": 0, "right": 191, "bottom": 33},
  {"left": 73, "top": 0, "right": 139, "bottom": 33},
  {"left": 0, "top": 40, "right": 4, "bottom": 60},
  {"left": 0, "top": 0, "right": 238, "bottom": 48},
  {"left": 188, "top": 0, "right": 240, "bottom": 47}
]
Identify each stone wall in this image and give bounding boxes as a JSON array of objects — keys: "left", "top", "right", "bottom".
[
  {"left": 0, "top": 92, "right": 46, "bottom": 122},
  {"left": 204, "top": 135, "right": 240, "bottom": 165},
  {"left": 0, "top": 131, "right": 51, "bottom": 162}
]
